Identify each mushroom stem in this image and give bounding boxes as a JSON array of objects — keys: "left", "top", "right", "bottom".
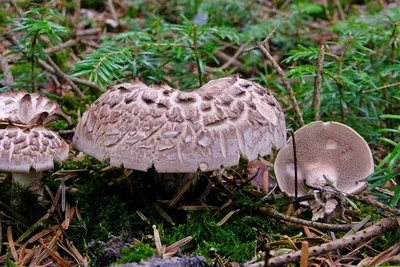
[
  {"left": 12, "top": 172, "right": 42, "bottom": 187},
  {"left": 10, "top": 172, "right": 43, "bottom": 207}
]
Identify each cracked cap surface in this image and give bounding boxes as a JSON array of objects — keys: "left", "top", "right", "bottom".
[
  {"left": 73, "top": 76, "right": 286, "bottom": 173},
  {"left": 0, "top": 125, "right": 69, "bottom": 173}
]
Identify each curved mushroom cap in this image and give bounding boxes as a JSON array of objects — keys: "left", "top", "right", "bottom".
[
  {"left": 73, "top": 76, "right": 286, "bottom": 173},
  {"left": 0, "top": 125, "right": 69, "bottom": 173},
  {"left": 0, "top": 91, "right": 71, "bottom": 126},
  {"left": 274, "top": 121, "right": 374, "bottom": 197}
]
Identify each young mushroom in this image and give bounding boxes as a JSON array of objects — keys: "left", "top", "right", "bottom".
[
  {"left": 0, "top": 125, "right": 69, "bottom": 188},
  {"left": 0, "top": 91, "right": 71, "bottom": 199},
  {"left": 274, "top": 121, "right": 374, "bottom": 198},
  {"left": 73, "top": 75, "right": 286, "bottom": 194},
  {"left": 247, "top": 159, "right": 275, "bottom": 192}
]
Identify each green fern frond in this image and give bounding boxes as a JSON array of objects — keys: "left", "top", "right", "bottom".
[
  {"left": 71, "top": 47, "right": 134, "bottom": 89},
  {"left": 283, "top": 45, "right": 319, "bottom": 63}
]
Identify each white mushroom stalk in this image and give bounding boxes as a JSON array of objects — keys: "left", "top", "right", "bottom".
[
  {"left": 12, "top": 172, "right": 42, "bottom": 187},
  {"left": 274, "top": 121, "right": 374, "bottom": 198}
]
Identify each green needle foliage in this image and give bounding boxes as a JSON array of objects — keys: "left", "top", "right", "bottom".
[
  {"left": 6, "top": 2, "right": 68, "bottom": 91},
  {"left": 9, "top": 6, "right": 68, "bottom": 58},
  {"left": 71, "top": 15, "right": 239, "bottom": 90}
]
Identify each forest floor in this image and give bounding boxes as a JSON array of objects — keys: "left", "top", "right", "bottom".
[{"left": 0, "top": 1, "right": 399, "bottom": 266}]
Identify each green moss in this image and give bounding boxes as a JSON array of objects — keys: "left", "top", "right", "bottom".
[
  {"left": 355, "top": 201, "right": 384, "bottom": 222},
  {"left": 42, "top": 156, "right": 153, "bottom": 251},
  {"left": 163, "top": 210, "right": 274, "bottom": 263},
  {"left": 4, "top": 248, "right": 18, "bottom": 267},
  {"left": 0, "top": 11, "right": 7, "bottom": 24},
  {"left": 117, "top": 243, "right": 156, "bottom": 264},
  {"left": 48, "top": 120, "right": 69, "bottom": 131}
]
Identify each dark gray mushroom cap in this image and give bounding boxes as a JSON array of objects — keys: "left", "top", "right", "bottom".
[
  {"left": 73, "top": 76, "right": 286, "bottom": 173},
  {"left": 0, "top": 125, "right": 69, "bottom": 173},
  {"left": 274, "top": 121, "right": 374, "bottom": 197},
  {"left": 0, "top": 91, "right": 72, "bottom": 126}
]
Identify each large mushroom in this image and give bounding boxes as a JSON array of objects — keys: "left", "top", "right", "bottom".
[
  {"left": 274, "top": 121, "right": 374, "bottom": 198},
  {"left": 73, "top": 76, "right": 286, "bottom": 193},
  {"left": 0, "top": 91, "right": 71, "bottom": 191}
]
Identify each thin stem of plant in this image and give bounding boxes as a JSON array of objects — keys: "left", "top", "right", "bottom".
[
  {"left": 336, "top": 39, "right": 351, "bottom": 122},
  {"left": 10, "top": 0, "right": 23, "bottom": 17},
  {"left": 363, "top": 82, "right": 400, "bottom": 93},
  {"left": 107, "top": 0, "right": 119, "bottom": 26},
  {"left": 244, "top": 12, "right": 293, "bottom": 52},
  {"left": 0, "top": 55, "right": 14, "bottom": 86},
  {"left": 313, "top": 44, "right": 325, "bottom": 121},
  {"left": 73, "top": 0, "right": 81, "bottom": 32},
  {"left": 46, "top": 56, "right": 84, "bottom": 97},
  {"left": 38, "top": 59, "right": 99, "bottom": 90},
  {"left": 390, "top": 22, "right": 398, "bottom": 58},
  {"left": 192, "top": 25, "right": 203, "bottom": 87},
  {"left": 257, "top": 43, "right": 304, "bottom": 126},
  {"left": 31, "top": 32, "right": 39, "bottom": 92}
]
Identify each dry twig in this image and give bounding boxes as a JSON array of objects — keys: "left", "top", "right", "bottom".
[
  {"left": 313, "top": 44, "right": 325, "bottom": 121},
  {"left": 349, "top": 194, "right": 400, "bottom": 216},
  {"left": 46, "top": 56, "right": 84, "bottom": 97},
  {"left": 38, "top": 59, "right": 100, "bottom": 90},
  {"left": 245, "top": 12, "right": 293, "bottom": 52},
  {"left": 0, "top": 55, "right": 14, "bottom": 86},
  {"left": 249, "top": 217, "right": 399, "bottom": 266},
  {"left": 257, "top": 43, "right": 304, "bottom": 126},
  {"left": 107, "top": 0, "right": 119, "bottom": 25},
  {"left": 260, "top": 207, "right": 355, "bottom": 232},
  {"left": 10, "top": 0, "right": 23, "bottom": 17}
]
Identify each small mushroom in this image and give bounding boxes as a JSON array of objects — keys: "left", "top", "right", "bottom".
[
  {"left": 0, "top": 125, "right": 69, "bottom": 190},
  {"left": 73, "top": 76, "right": 286, "bottom": 193},
  {"left": 0, "top": 91, "right": 71, "bottom": 202},
  {"left": 0, "top": 91, "right": 72, "bottom": 126},
  {"left": 247, "top": 160, "right": 275, "bottom": 192},
  {"left": 274, "top": 121, "right": 374, "bottom": 198}
]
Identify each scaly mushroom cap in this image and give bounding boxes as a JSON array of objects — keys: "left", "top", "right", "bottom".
[
  {"left": 0, "top": 125, "right": 69, "bottom": 173},
  {"left": 274, "top": 121, "right": 374, "bottom": 197},
  {"left": 0, "top": 91, "right": 72, "bottom": 126},
  {"left": 73, "top": 76, "right": 286, "bottom": 172}
]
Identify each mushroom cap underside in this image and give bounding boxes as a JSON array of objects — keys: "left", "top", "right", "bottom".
[
  {"left": 0, "top": 125, "right": 69, "bottom": 173},
  {"left": 274, "top": 121, "right": 374, "bottom": 197},
  {"left": 0, "top": 91, "right": 72, "bottom": 126},
  {"left": 73, "top": 76, "right": 287, "bottom": 173}
]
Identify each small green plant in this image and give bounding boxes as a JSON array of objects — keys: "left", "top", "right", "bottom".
[
  {"left": 282, "top": 7, "right": 399, "bottom": 133},
  {"left": 7, "top": 2, "right": 68, "bottom": 91},
  {"left": 4, "top": 248, "right": 17, "bottom": 267}
]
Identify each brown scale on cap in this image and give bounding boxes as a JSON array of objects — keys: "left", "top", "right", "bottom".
[
  {"left": 0, "top": 91, "right": 72, "bottom": 126},
  {"left": 73, "top": 76, "right": 286, "bottom": 173},
  {"left": 274, "top": 121, "right": 374, "bottom": 198},
  {"left": 0, "top": 125, "right": 69, "bottom": 174}
]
